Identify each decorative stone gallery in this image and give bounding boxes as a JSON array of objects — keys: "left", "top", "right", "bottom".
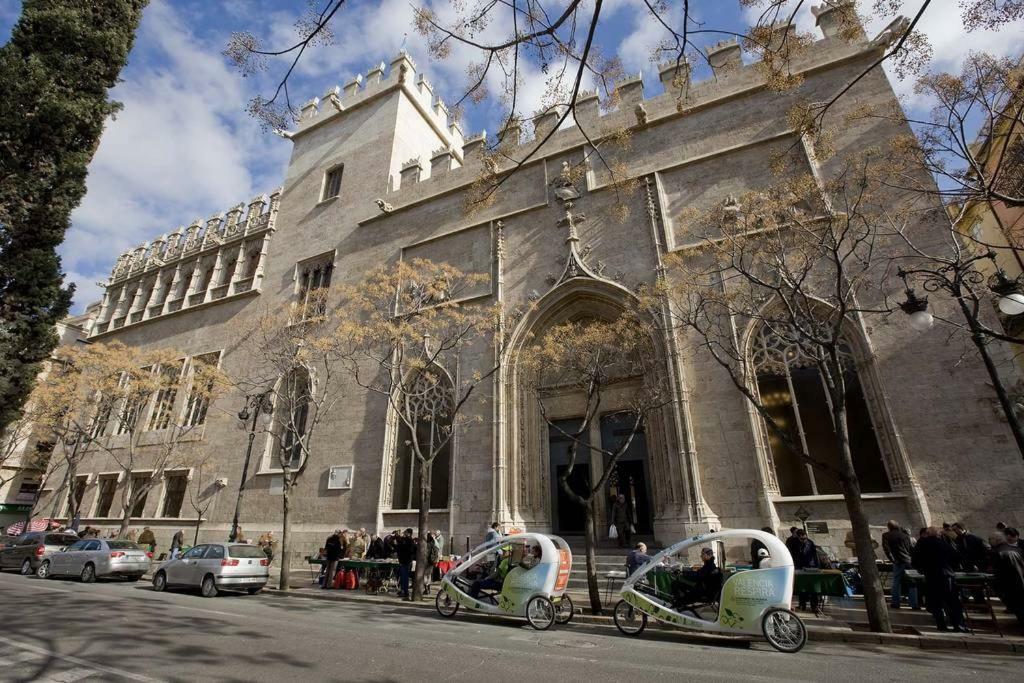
[{"left": 40, "top": 4, "right": 1024, "bottom": 565}]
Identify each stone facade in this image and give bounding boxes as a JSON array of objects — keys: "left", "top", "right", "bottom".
[{"left": 37, "top": 8, "right": 1024, "bottom": 566}]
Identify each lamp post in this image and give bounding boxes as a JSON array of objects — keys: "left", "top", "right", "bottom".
[
  {"left": 229, "top": 391, "right": 273, "bottom": 542},
  {"left": 897, "top": 265, "right": 1024, "bottom": 460}
]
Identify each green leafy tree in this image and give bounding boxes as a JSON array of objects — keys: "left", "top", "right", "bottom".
[{"left": 0, "top": 0, "right": 148, "bottom": 433}]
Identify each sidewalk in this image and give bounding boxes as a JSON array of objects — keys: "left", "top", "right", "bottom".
[{"left": 262, "top": 580, "right": 1024, "bottom": 655}]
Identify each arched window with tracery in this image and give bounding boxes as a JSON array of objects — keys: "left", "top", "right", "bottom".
[
  {"left": 751, "top": 323, "right": 890, "bottom": 496},
  {"left": 390, "top": 368, "right": 454, "bottom": 509},
  {"left": 277, "top": 367, "right": 311, "bottom": 469}
]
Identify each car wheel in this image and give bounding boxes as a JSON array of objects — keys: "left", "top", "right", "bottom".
[
  {"left": 200, "top": 575, "right": 218, "bottom": 598},
  {"left": 20, "top": 559, "right": 33, "bottom": 576},
  {"left": 36, "top": 561, "right": 51, "bottom": 579},
  {"left": 152, "top": 571, "right": 167, "bottom": 592},
  {"left": 247, "top": 587, "right": 262, "bottom": 595},
  {"left": 81, "top": 564, "right": 96, "bottom": 584}
]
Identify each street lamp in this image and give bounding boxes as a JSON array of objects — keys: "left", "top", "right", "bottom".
[
  {"left": 988, "top": 268, "right": 1024, "bottom": 316},
  {"left": 229, "top": 391, "right": 273, "bottom": 543},
  {"left": 896, "top": 269, "right": 934, "bottom": 331}
]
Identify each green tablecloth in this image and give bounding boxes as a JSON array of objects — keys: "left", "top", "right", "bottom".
[
  {"left": 793, "top": 570, "right": 848, "bottom": 597},
  {"left": 338, "top": 559, "right": 398, "bottom": 570}
]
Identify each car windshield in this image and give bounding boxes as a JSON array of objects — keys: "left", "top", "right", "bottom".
[
  {"left": 108, "top": 541, "right": 142, "bottom": 550},
  {"left": 45, "top": 534, "right": 79, "bottom": 545},
  {"left": 228, "top": 545, "right": 265, "bottom": 558}
]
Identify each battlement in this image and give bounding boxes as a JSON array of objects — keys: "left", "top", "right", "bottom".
[
  {"left": 342, "top": 3, "right": 890, "bottom": 209},
  {"left": 108, "top": 189, "right": 282, "bottom": 283},
  {"left": 293, "top": 49, "right": 465, "bottom": 154}
]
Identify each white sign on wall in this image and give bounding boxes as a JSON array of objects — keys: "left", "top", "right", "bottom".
[{"left": 327, "top": 466, "right": 354, "bottom": 490}]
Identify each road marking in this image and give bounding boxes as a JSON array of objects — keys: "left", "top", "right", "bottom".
[
  {"left": 35, "top": 669, "right": 99, "bottom": 683},
  {"left": 0, "top": 636, "right": 161, "bottom": 682},
  {"left": 0, "top": 649, "right": 41, "bottom": 666}
]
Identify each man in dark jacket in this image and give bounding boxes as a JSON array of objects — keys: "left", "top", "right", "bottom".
[
  {"left": 988, "top": 533, "right": 1024, "bottom": 623},
  {"left": 785, "top": 527, "right": 801, "bottom": 560},
  {"left": 323, "top": 530, "right": 342, "bottom": 590},
  {"left": 952, "top": 522, "right": 989, "bottom": 603},
  {"left": 627, "top": 542, "right": 651, "bottom": 576},
  {"left": 792, "top": 529, "right": 821, "bottom": 613},
  {"left": 366, "top": 533, "right": 385, "bottom": 559},
  {"left": 395, "top": 528, "right": 415, "bottom": 599},
  {"left": 610, "top": 494, "right": 633, "bottom": 548},
  {"left": 882, "top": 520, "right": 919, "bottom": 609},
  {"left": 913, "top": 526, "right": 965, "bottom": 631}
]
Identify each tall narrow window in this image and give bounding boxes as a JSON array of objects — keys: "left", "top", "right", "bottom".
[
  {"left": 751, "top": 324, "right": 890, "bottom": 496},
  {"left": 129, "top": 474, "right": 150, "bottom": 517},
  {"left": 391, "top": 368, "right": 453, "bottom": 510},
  {"left": 146, "top": 361, "right": 182, "bottom": 431},
  {"left": 296, "top": 255, "right": 334, "bottom": 320},
  {"left": 67, "top": 475, "right": 88, "bottom": 517},
  {"left": 183, "top": 352, "right": 220, "bottom": 427},
  {"left": 277, "top": 368, "right": 311, "bottom": 469},
  {"left": 161, "top": 472, "right": 188, "bottom": 518},
  {"left": 323, "top": 166, "right": 343, "bottom": 201},
  {"left": 95, "top": 476, "right": 118, "bottom": 517}
]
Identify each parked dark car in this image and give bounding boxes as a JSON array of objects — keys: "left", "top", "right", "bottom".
[{"left": 0, "top": 532, "right": 80, "bottom": 576}]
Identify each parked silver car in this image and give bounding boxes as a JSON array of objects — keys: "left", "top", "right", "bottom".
[
  {"left": 39, "top": 539, "right": 151, "bottom": 582},
  {"left": 152, "top": 543, "right": 268, "bottom": 597},
  {"left": 0, "top": 532, "right": 80, "bottom": 576}
]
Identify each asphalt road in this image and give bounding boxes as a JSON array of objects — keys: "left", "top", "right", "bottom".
[{"left": 0, "top": 571, "right": 1018, "bottom": 683}]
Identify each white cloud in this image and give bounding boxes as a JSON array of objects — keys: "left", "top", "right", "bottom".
[{"left": 63, "top": 0, "right": 290, "bottom": 311}]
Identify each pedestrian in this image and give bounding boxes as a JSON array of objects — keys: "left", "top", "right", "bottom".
[
  {"left": 236, "top": 527, "right": 248, "bottom": 544},
  {"left": 988, "top": 532, "right": 1024, "bottom": 623},
  {"left": 423, "top": 531, "right": 441, "bottom": 595},
  {"left": 751, "top": 527, "right": 774, "bottom": 569},
  {"left": 785, "top": 527, "right": 801, "bottom": 559},
  {"left": 912, "top": 526, "right": 966, "bottom": 632},
  {"left": 882, "top": 520, "right": 919, "bottom": 610},
  {"left": 610, "top": 494, "right": 633, "bottom": 548},
  {"left": 433, "top": 529, "right": 445, "bottom": 556},
  {"left": 170, "top": 529, "right": 185, "bottom": 559},
  {"left": 792, "top": 529, "right": 821, "bottom": 614},
  {"left": 627, "top": 542, "right": 651, "bottom": 576},
  {"left": 323, "top": 529, "right": 342, "bottom": 589},
  {"left": 1004, "top": 527, "right": 1020, "bottom": 549},
  {"left": 258, "top": 531, "right": 276, "bottom": 564},
  {"left": 126, "top": 529, "right": 137, "bottom": 542},
  {"left": 138, "top": 526, "right": 156, "bottom": 554},
  {"left": 352, "top": 529, "right": 368, "bottom": 559},
  {"left": 952, "top": 522, "right": 989, "bottom": 604},
  {"left": 485, "top": 522, "right": 502, "bottom": 545},
  {"left": 396, "top": 528, "right": 415, "bottom": 599},
  {"left": 367, "top": 532, "right": 385, "bottom": 559}
]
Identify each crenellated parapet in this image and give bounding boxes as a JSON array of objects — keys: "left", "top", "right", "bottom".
[
  {"left": 91, "top": 188, "right": 282, "bottom": 337},
  {"left": 344, "top": 4, "right": 887, "bottom": 213}
]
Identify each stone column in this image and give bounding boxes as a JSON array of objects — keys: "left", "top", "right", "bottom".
[
  {"left": 184, "top": 257, "right": 204, "bottom": 302},
  {"left": 142, "top": 274, "right": 164, "bottom": 320},
  {"left": 204, "top": 248, "right": 225, "bottom": 302},
  {"left": 228, "top": 241, "right": 248, "bottom": 295},
  {"left": 162, "top": 263, "right": 183, "bottom": 315},
  {"left": 245, "top": 195, "right": 268, "bottom": 233},
  {"left": 253, "top": 233, "right": 272, "bottom": 291}
]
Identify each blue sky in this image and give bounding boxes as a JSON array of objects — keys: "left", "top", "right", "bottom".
[{"left": 0, "top": 0, "right": 1021, "bottom": 312}]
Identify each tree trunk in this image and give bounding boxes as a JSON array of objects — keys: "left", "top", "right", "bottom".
[
  {"left": 584, "top": 498, "right": 603, "bottom": 615},
  {"left": 194, "top": 517, "right": 202, "bottom": 545},
  {"left": 117, "top": 501, "right": 132, "bottom": 539},
  {"left": 831, "top": 395, "right": 892, "bottom": 633},
  {"left": 279, "top": 487, "right": 292, "bottom": 591},
  {"left": 48, "top": 464, "right": 71, "bottom": 522},
  {"left": 412, "top": 459, "right": 432, "bottom": 602}
]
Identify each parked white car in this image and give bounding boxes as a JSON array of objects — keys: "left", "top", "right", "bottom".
[
  {"left": 152, "top": 543, "right": 269, "bottom": 597},
  {"left": 39, "top": 539, "right": 151, "bottom": 582}
]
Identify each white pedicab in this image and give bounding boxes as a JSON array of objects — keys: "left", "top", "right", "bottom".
[
  {"left": 435, "top": 533, "right": 574, "bottom": 630},
  {"left": 613, "top": 529, "right": 807, "bottom": 652}
]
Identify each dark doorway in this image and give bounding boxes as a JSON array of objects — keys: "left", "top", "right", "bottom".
[
  {"left": 600, "top": 413, "right": 653, "bottom": 535},
  {"left": 548, "top": 418, "right": 591, "bottom": 534}
]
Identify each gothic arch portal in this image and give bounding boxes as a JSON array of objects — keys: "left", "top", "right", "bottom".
[{"left": 495, "top": 277, "right": 698, "bottom": 539}]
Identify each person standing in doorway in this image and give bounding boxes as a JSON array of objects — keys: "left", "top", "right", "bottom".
[
  {"left": 611, "top": 494, "right": 633, "bottom": 548},
  {"left": 793, "top": 529, "right": 821, "bottom": 614},
  {"left": 396, "top": 528, "right": 415, "bottom": 600},
  {"left": 882, "top": 520, "right": 919, "bottom": 610}
]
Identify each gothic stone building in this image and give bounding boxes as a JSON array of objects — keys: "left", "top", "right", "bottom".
[{"left": 40, "top": 5, "right": 1024, "bottom": 564}]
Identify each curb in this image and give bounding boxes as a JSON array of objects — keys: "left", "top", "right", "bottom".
[{"left": 262, "top": 587, "right": 1024, "bottom": 655}]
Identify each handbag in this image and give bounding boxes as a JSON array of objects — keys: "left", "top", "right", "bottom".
[{"left": 609, "top": 524, "right": 618, "bottom": 540}]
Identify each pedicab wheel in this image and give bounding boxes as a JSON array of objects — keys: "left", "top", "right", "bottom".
[
  {"left": 526, "top": 595, "right": 555, "bottom": 631},
  {"left": 435, "top": 589, "right": 459, "bottom": 618},
  {"left": 554, "top": 595, "right": 574, "bottom": 625},
  {"left": 761, "top": 608, "right": 807, "bottom": 653},
  {"left": 613, "top": 599, "right": 648, "bottom": 636}
]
